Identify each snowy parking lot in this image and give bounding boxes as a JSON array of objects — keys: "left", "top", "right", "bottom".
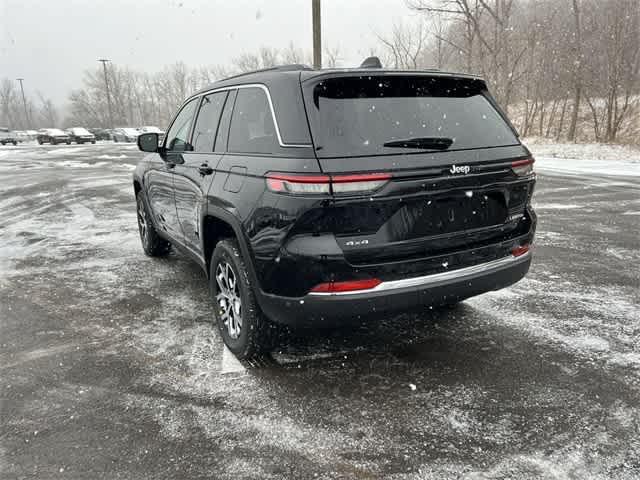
[{"left": 1, "top": 141, "right": 639, "bottom": 479}]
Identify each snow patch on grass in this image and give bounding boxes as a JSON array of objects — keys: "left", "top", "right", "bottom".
[
  {"left": 96, "top": 154, "right": 129, "bottom": 159},
  {"left": 525, "top": 137, "right": 640, "bottom": 162},
  {"left": 535, "top": 203, "right": 581, "bottom": 210}
]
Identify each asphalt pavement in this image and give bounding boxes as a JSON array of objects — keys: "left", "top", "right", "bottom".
[{"left": 1, "top": 142, "right": 638, "bottom": 479}]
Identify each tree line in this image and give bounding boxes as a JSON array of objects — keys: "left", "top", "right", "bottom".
[
  {"left": 0, "top": 78, "right": 58, "bottom": 130},
  {"left": 390, "top": 0, "right": 640, "bottom": 143},
  {"left": 1, "top": 0, "right": 638, "bottom": 144}
]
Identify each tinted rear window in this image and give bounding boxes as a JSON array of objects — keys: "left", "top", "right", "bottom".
[{"left": 305, "top": 75, "right": 519, "bottom": 158}]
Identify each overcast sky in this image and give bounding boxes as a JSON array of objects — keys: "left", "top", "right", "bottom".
[{"left": 1, "top": 0, "right": 419, "bottom": 105}]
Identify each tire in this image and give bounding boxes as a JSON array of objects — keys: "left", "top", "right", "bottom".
[
  {"left": 91, "top": 140, "right": 96, "bottom": 144},
  {"left": 52, "top": 140, "right": 57, "bottom": 145},
  {"left": 66, "top": 140, "right": 71, "bottom": 145},
  {"left": 12, "top": 141, "right": 17, "bottom": 146},
  {"left": 114, "top": 137, "right": 118, "bottom": 143},
  {"left": 210, "top": 239, "right": 273, "bottom": 360},
  {"left": 136, "top": 193, "right": 171, "bottom": 257},
  {"left": 37, "top": 139, "right": 43, "bottom": 145}
]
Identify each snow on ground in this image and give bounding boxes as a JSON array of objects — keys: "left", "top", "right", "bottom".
[
  {"left": 524, "top": 137, "right": 640, "bottom": 177},
  {"left": 1, "top": 141, "right": 639, "bottom": 479}
]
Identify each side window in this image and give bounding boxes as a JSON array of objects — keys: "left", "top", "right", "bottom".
[
  {"left": 192, "top": 91, "right": 228, "bottom": 153},
  {"left": 214, "top": 89, "right": 237, "bottom": 153},
  {"left": 165, "top": 98, "right": 199, "bottom": 152},
  {"left": 228, "top": 87, "right": 278, "bottom": 154}
]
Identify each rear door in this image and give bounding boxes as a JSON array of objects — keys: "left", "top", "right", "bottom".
[
  {"left": 301, "top": 74, "right": 533, "bottom": 264},
  {"left": 172, "top": 90, "right": 229, "bottom": 259}
]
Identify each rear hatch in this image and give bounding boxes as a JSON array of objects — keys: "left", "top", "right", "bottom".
[{"left": 295, "top": 73, "right": 534, "bottom": 266}]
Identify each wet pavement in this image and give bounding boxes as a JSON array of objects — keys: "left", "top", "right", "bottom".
[{"left": 1, "top": 143, "right": 639, "bottom": 479}]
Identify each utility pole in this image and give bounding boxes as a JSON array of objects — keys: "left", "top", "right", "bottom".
[
  {"left": 312, "top": 0, "right": 322, "bottom": 69},
  {"left": 98, "top": 59, "right": 114, "bottom": 129},
  {"left": 16, "top": 78, "right": 30, "bottom": 129}
]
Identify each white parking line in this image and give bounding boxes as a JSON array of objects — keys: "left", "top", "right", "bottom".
[{"left": 220, "top": 345, "right": 246, "bottom": 374}]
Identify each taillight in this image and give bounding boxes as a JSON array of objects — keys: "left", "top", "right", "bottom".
[
  {"left": 310, "top": 278, "right": 382, "bottom": 294},
  {"left": 511, "top": 244, "right": 530, "bottom": 257},
  {"left": 266, "top": 172, "right": 391, "bottom": 195},
  {"left": 511, "top": 158, "right": 535, "bottom": 176},
  {"left": 266, "top": 174, "right": 330, "bottom": 194}
]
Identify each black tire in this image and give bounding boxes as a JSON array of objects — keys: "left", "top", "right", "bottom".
[
  {"left": 12, "top": 141, "right": 17, "bottom": 146},
  {"left": 66, "top": 140, "right": 71, "bottom": 145},
  {"left": 91, "top": 140, "right": 96, "bottom": 144},
  {"left": 37, "top": 139, "right": 43, "bottom": 145},
  {"left": 210, "top": 239, "right": 273, "bottom": 360},
  {"left": 52, "top": 140, "right": 57, "bottom": 145},
  {"left": 136, "top": 193, "right": 171, "bottom": 257},
  {"left": 114, "top": 137, "right": 118, "bottom": 143}
]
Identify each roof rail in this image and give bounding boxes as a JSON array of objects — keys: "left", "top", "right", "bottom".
[{"left": 218, "top": 64, "right": 312, "bottom": 83}]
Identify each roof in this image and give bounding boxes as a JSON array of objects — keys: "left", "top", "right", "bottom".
[
  {"left": 188, "top": 64, "right": 485, "bottom": 148},
  {"left": 194, "top": 64, "right": 483, "bottom": 96}
]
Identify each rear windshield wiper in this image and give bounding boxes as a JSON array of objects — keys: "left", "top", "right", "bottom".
[{"left": 383, "top": 137, "right": 453, "bottom": 150}]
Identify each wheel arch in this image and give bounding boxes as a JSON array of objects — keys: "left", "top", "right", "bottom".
[{"left": 200, "top": 209, "right": 262, "bottom": 293}]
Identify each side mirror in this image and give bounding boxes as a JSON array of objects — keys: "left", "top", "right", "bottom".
[{"left": 137, "top": 132, "right": 159, "bottom": 153}]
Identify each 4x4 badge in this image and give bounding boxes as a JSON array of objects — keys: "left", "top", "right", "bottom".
[{"left": 450, "top": 165, "right": 471, "bottom": 174}]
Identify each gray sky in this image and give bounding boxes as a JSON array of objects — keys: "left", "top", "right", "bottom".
[{"left": 1, "top": 0, "right": 418, "bottom": 105}]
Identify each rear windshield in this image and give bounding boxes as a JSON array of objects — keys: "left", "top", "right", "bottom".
[{"left": 304, "top": 75, "right": 519, "bottom": 158}]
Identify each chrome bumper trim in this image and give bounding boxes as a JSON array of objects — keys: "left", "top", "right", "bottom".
[{"left": 308, "top": 251, "right": 531, "bottom": 296}]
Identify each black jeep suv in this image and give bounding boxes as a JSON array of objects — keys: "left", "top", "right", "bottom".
[{"left": 133, "top": 64, "right": 536, "bottom": 359}]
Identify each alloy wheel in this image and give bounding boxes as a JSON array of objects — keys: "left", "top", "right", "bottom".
[
  {"left": 215, "top": 261, "right": 242, "bottom": 339},
  {"left": 137, "top": 199, "right": 148, "bottom": 244}
]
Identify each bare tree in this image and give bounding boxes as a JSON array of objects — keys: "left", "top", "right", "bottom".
[
  {"left": 37, "top": 92, "right": 58, "bottom": 127},
  {"left": 566, "top": 0, "right": 583, "bottom": 141},
  {"left": 0, "top": 79, "right": 19, "bottom": 128},
  {"left": 377, "top": 20, "right": 429, "bottom": 69},
  {"left": 324, "top": 45, "right": 342, "bottom": 68}
]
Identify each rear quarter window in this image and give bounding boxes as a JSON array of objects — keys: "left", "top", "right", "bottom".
[
  {"left": 228, "top": 87, "right": 279, "bottom": 155},
  {"left": 304, "top": 75, "right": 519, "bottom": 158}
]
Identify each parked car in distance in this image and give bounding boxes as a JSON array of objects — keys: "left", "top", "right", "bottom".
[
  {"left": 139, "top": 126, "right": 165, "bottom": 135},
  {"left": 112, "top": 128, "right": 140, "bottom": 143},
  {"left": 89, "top": 128, "right": 112, "bottom": 141},
  {"left": 25, "top": 130, "right": 39, "bottom": 141},
  {"left": 0, "top": 127, "right": 19, "bottom": 145},
  {"left": 37, "top": 128, "right": 71, "bottom": 145},
  {"left": 133, "top": 62, "right": 537, "bottom": 360},
  {"left": 66, "top": 127, "right": 96, "bottom": 144}
]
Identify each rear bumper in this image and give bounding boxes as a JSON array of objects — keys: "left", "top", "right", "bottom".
[{"left": 259, "top": 251, "right": 532, "bottom": 327}]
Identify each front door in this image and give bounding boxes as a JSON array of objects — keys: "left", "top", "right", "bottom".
[
  {"left": 173, "top": 91, "right": 229, "bottom": 259},
  {"left": 160, "top": 96, "right": 201, "bottom": 245}
]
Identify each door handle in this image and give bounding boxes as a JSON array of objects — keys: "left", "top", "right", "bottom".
[{"left": 199, "top": 164, "right": 214, "bottom": 176}]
